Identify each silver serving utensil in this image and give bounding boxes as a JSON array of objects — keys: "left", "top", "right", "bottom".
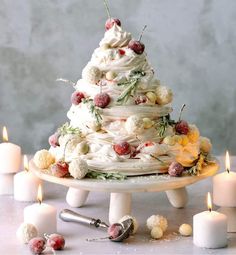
[{"left": 59, "top": 209, "right": 133, "bottom": 242}]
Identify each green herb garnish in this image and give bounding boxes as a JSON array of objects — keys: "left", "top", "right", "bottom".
[
  {"left": 58, "top": 122, "right": 81, "bottom": 136},
  {"left": 86, "top": 171, "right": 127, "bottom": 180},
  {"left": 82, "top": 98, "right": 102, "bottom": 124},
  {"left": 155, "top": 115, "right": 176, "bottom": 137},
  {"left": 117, "top": 70, "right": 146, "bottom": 104}
]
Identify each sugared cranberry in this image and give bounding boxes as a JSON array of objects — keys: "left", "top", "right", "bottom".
[
  {"left": 28, "top": 237, "right": 46, "bottom": 254},
  {"left": 48, "top": 132, "right": 60, "bottom": 147},
  {"left": 168, "top": 162, "right": 184, "bottom": 177},
  {"left": 135, "top": 95, "right": 147, "bottom": 105},
  {"left": 175, "top": 120, "right": 189, "bottom": 135},
  {"left": 71, "top": 91, "right": 85, "bottom": 105},
  {"left": 51, "top": 161, "right": 69, "bottom": 178},
  {"left": 108, "top": 223, "right": 123, "bottom": 239},
  {"left": 128, "top": 40, "right": 145, "bottom": 55},
  {"left": 113, "top": 141, "right": 131, "bottom": 155},
  {"left": 118, "top": 49, "right": 125, "bottom": 56},
  {"left": 46, "top": 233, "right": 65, "bottom": 250},
  {"left": 94, "top": 92, "right": 110, "bottom": 108},
  {"left": 105, "top": 18, "right": 121, "bottom": 30}
]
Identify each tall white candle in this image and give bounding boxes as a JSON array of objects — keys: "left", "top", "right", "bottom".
[
  {"left": 213, "top": 151, "right": 236, "bottom": 207},
  {"left": 24, "top": 185, "right": 57, "bottom": 237},
  {"left": 0, "top": 127, "right": 21, "bottom": 173},
  {"left": 14, "top": 155, "right": 42, "bottom": 202},
  {"left": 0, "top": 173, "right": 14, "bottom": 195},
  {"left": 193, "top": 192, "right": 227, "bottom": 249}
]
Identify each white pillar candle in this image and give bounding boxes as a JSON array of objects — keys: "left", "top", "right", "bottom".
[
  {"left": 14, "top": 155, "right": 42, "bottom": 202},
  {"left": 0, "top": 127, "right": 21, "bottom": 174},
  {"left": 0, "top": 173, "right": 14, "bottom": 195},
  {"left": 24, "top": 185, "right": 57, "bottom": 237},
  {"left": 213, "top": 151, "right": 236, "bottom": 207},
  {"left": 193, "top": 192, "right": 227, "bottom": 249}
]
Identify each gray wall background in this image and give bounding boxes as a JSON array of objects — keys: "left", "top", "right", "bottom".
[{"left": 0, "top": 0, "right": 236, "bottom": 155}]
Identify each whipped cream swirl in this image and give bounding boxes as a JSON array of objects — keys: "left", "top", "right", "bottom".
[{"left": 99, "top": 24, "right": 131, "bottom": 48}]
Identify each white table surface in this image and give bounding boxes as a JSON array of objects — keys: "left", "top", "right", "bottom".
[{"left": 1, "top": 156, "right": 236, "bottom": 255}]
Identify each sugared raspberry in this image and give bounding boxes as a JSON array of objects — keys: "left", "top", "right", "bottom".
[
  {"left": 71, "top": 91, "right": 85, "bottom": 105},
  {"left": 94, "top": 92, "right": 110, "bottom": 108},
  {"left": 28, "top": 237, "right": 46, "bottom": 254},
  {"left": 113, "top": 141, "right": 131, "bottom": 155},
  {"left": 118, "top": 49, "right": 125, "bottom": 56},
  {"left": 135, "top": 95, "right": 147, "bottom": 105},
  {"left": 175, "top": 120, "right": 189, "bottom": 135},
  {"left": 108, "top": 223, "right": 123, "bottom": 239},
  {"left": 128, "top": 40, "right": 145, "bottom": 55},
  {"left": 168, "top": 162, "right": 184, "bottom": 177},
  {"left": 51, "top": 161, "right": 69, "bottom": 178},
  {"left": 46, "top": 233, "right": 65, "bottom": 250},
  {"left": 105, "top": 18, "right": 121, "bottom": 30},
  {"left": 48, "top": 132, "right": 60, "bottom": 147}
]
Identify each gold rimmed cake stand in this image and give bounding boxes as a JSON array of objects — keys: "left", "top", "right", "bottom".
[{"left": 30, "top": 160, "right": 219, "bottom": 224}]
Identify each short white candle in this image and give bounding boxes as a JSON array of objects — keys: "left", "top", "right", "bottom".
[
  {"left": 0, "top": 173, "right": 14, "bottom": 195},
  {"left": 24, "top": 185, "right": 57, "bottom": 237},
  {"left": 213, "top": 151, "right": 236, "bottom": 207},
  {"left": 14, "top": 155, "right": 42, "bottom": 202},
  {"left": 193, "top": 192, "right": 227, "bottom": 249},
  {"left": 0, "top": 127, "right": 21, "bottom": 173}
]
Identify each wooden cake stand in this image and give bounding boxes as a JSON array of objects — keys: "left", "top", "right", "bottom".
[{"left": 30, "top": 160, "right": 219, "bottom": 224}]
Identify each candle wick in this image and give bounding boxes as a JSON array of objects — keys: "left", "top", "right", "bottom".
[
  {"left": 227, "top": 169, "right": 230, "bottom": 174},
  {"left": 38, "top": 199, "right": 42, "bottom": 205},
  {"left": 209, "top": 208, "right": 212, "bottom": 213}
]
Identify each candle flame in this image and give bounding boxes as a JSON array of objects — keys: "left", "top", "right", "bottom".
[
  {"left": 37, "top": 184, "right": 43, "bottom": 204},
  {"left": 23, "top": 155, "right": 29, "bottom": 171},
  {"left": 207, "top": 192, "right": 212, "bottom": 212},
  {"left": 2, "top": 126, "right": 8, "bottom": 142},
  {"left": 226, "top": 150, "right": 230, "bottom": 173}
]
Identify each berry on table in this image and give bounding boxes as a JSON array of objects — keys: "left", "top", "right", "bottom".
[
  {"left": 151, "top": 226, "right": 163, "bottom": 239},
  {"left": 168, "top": 162, "right": 184, "bottom": 177},
  {"left": 71, "top": 91, "right": 85, "bottom": 105},
  {"left": 51, "top": 160, "right": 69, "bottom": 178},
  {"left": 28, "top": 237, "right": 46, "bottom": 254},
  {"left": 179, "top": 223, "right": 192, "bottom": 236},
  {"left": 113, "top": 141, "right": 131, "bottom": 155},
  {"left": 46, "top": 233, "right": 65, "bottom": 250},
  {"left": 108, "top": 223, "right": 123, "bottom": 239},
  {"left": 94, "top": 92, "right": 110, "bottom": 108},
  {"left": 48, "top": 132, "right": 60, "bottom": 147}
]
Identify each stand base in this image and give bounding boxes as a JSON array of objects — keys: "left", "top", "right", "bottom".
[
  {"left": 66, "top": 188, "right": 89, "bottom": 208},
  {"left": 165, "top": 187, "right": 188, "bottom": 208},
  {"left": 217, "top": 207, "right": 236, "bottom": 233}
]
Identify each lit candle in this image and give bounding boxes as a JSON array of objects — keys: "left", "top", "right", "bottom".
[
  {"left": 213, "top": 151, "right": 236, "bottom": 207},
  {"left": 14, "top": 155, "right": 42, "bottom": 201},
  {"left": 193, "top": 192, "right": 227, "bottom": 248},
  {"left": 0, "top": 127, "right": 21, "bottom": 173},
  {"left": 24, "top": 184, "right": 57, "bottom": 237}
]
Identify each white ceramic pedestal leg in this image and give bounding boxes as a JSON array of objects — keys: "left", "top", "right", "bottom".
[
  {"left": 166, "top": 187, "right": 188, "bottom": 208},
  {"left": 109, "top": 193, "right": 131, "bottom": 224},
  {"left": 66, "top": 188, "right": 89, "bottom": 208},
  {"left": 217, "top": 207, "right": 236, "bottom": 232}
]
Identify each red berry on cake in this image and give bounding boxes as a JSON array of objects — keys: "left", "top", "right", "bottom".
[
  {"left": 135, "top": 95, "right": 147, "bottom": 105},
  {"left": 28, "top": 237, "right": 46, "bottom": 255},
  {"left": 46, "top": 233, "right": 65, "bottom": 250},
  {"left": 94, "top": 92, "right": 110, "bottom": 108},
  {"left": 118, "top": 49, "right": 125, "bottom": 56},
  {"left": 48, "top": 132, "right": 60, "bottom": 147},
  {"left": 71, "top": 91, "right": 85, "bottom": 105},
  {"left": 128, "top": 40, "right": 145, "bottom": 55},
  {"left": 168, "top": 162, "right": 184, "bottom": 177},
  {"left": 113, "top": 141, "right": 131, "bottom": 155},
  {"left": 51, "top": 160, "right": 69, "bottom": 178},
  {"left": 105, "top": 18, "right": 121, "bottom": 30},
  {"left": 175, "top": 120, "right": 189, "bottom": 135}
]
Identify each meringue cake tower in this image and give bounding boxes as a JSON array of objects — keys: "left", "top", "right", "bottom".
[{"left": 47, "top": 13, "right": 212, "bottom": 177}]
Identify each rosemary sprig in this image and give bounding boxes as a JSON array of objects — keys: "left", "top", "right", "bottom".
[
  {"left": 150, "top": 154, "right": 165, "bottom": 163},
  {"left": 117, "top": 70, "right": 146, "bottom": 104},
  {"left": 58, "top": 122, "right": 81, "bottom": 136},
  {"left": 82, "top": 98, "right": 102, "bottom": 124},
  {"left": 155, "top": 115, "right": 176, "bottom": 137},
  {"left": 86, "top": 171, "right": 127, "bottom": 180}
]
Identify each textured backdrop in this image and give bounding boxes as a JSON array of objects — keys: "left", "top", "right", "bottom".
[{"left": 0, "top": 0, "right": 236, "bottom": 155}]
